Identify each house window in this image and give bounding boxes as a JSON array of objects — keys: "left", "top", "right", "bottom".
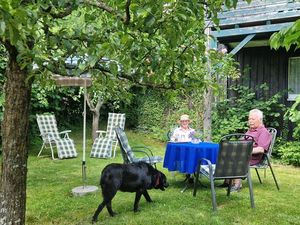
[{"left": 288, "top": 57, "right": 300, "bottom": 101}]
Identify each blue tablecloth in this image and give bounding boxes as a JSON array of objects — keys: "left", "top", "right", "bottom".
[{"left": 163, "top": 142, "right": 219, "bottom": 174}]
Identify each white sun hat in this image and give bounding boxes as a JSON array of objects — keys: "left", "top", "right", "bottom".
[{"left": 180, "top": 114, "right": 190, "bottom": 121}]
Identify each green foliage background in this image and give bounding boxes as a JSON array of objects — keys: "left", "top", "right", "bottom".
[{"left": 212, "top": 84, "right": 286, "bottom": 142}]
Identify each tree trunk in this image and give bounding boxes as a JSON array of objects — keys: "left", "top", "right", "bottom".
[
  {"left": 86, "top": 94, "right": 104, "bottom": 141},
  {"left": 203, "top": 87, "right": 212, "bottom": 141},
  {"left": 203, "top": 27, "right": 214, "bottom": 142},
  {"left": 0, "top": 45, "right": 32, "bottom": 225},
  {"left": 92, "top": 111, "right": 100, "bottom": 140}
]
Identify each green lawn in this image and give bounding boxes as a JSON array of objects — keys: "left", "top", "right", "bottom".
[{"left": 6, "top": 129, "right": 300, "bottom": 224}]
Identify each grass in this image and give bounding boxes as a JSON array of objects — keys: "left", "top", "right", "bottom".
[{"left": 3, "top": 127, "right": 300, "bottom": 225}]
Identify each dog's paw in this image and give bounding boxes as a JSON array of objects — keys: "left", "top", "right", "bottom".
[
  {"left": 134, "top": 208, "right": 141, "bottom": 213},
  {"left": 109, "top": 212, "right": 117, "bottom": 217},
  {"left": 91, "top": 218, "right": 97, "bottom": 224}
]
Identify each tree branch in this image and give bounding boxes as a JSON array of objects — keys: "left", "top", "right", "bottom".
[
  {"left": 86, "top": 93, "right": 96, "bottom": 113},
  {"left": 39, "top": 4, "right": 74, "bottom": 19},
  {"left": 124, "top": 0, "right": 131, "bottom": 25},
  {"left": 84, "top": 0, "right": 125, "bottom": 22}
]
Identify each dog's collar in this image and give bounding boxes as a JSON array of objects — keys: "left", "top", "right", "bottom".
[{"left": 154, "top": 173, "right": 161, "bottom": 188}]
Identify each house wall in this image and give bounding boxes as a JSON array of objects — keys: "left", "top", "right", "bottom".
[
  {"left": 227, "top": 46, "right": 300, "bottom": 139},
  {"left": 228, "top": 46, "right": 300, "bottom": 105}
]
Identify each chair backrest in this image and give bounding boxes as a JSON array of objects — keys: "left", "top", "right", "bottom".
[
  {"left": 36, "top": 114, "right": 60, "bottom": 141},
  {"left": 266, "top": 127, "right": 277, "bottom": 156},
  {"left": 106, "top": 113, "right": 126, "bottom": 139},
  {"left": 214, "top": 134, "right": 254, "bottom": 179},
  {"left": 114, "top": 127, "right": 135, "bottom": 163}
]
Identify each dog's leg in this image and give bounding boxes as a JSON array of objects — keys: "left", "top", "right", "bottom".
[
  {"left": 103, "top": 189, "right": 117, "bottom": 217},
  {"left": 92, "top": 201, "right": 106, "bottom": 223},
  {"left": 142, "top": 190, "right": 153, "bottom": 202},
  {"left": 133, "top": 192, "right": 143, "bottom": 212},
  {"left": 106, "top": 200, "right": 116, "bottom": 217},
  {"left": 92, "top": 188, "right": 117, "bottom": 222}
]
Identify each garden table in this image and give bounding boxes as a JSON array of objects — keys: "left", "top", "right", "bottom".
[
  {"left": 163, "top": 142, "right": 219, "bottom": 192},
  {"left": 163, "top": 141, "right": 219, "bottom": 174}
]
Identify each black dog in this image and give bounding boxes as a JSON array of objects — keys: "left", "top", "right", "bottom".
[{"left": 92, "top": 162, "right": 168, "bottom": 222}]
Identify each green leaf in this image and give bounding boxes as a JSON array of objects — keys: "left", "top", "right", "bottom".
[
  {"left": 0, "top": 21, "right": 6, "bottom": 35},
  {"left": 144, "top": 15, "right": 155, "bottom": 27}
]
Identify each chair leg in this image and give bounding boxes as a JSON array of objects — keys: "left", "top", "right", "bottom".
[
  {"left": 267, "top": 159, "right": 280, "bottom": 191},
  {"left": 49, "top": 142, "right": 55, "bottom": 160},
  {"left": 255, "top": 168, "right": 262, "bottom": 184},
  {"left": 112, "top": 141, "right": 118, "bottom": 158},
  {"left": 210, "top": 178, "right": 217, "bottom": 211},
  {"left": 171, "top": 172, "right": 176, "bottom": 180},
  {"left": 37, "top": 143, "right": 46, "bottom": 157},
  {"left": 247, "top": 173, "right": 255, "bottom": 209}
]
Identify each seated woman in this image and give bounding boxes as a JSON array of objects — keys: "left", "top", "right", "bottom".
[{"left": 170, "top": 114, "right": 195, "bottom": 142}]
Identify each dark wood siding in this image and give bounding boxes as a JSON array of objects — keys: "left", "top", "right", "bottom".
[{"left": 229, "top": 46, "right": 300, "bottom": 104}]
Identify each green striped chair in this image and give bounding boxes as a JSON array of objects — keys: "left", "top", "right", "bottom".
[
  {"left": 36, "top": 114, "right": 77, "bottom": 160},
  {"left": 90, "top": 113, "right": 126, "bottom": 158},
  {"left": 114, "top": 127, "right": 163, "bottom": 168}
]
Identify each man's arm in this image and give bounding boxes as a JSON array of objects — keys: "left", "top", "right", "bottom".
[
  {"left": 252, "top": 129, "right": 272, "bottom": 154},
  {"left": 252, "top": 146, "right": 265, "bottom": 154}
]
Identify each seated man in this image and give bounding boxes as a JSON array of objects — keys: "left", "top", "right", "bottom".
[
  {"left": 220, "top": 108, "right": 272, "bottom": 192},
  {"left": 170, "top": 114, "right": 195, "bottom": 142}
]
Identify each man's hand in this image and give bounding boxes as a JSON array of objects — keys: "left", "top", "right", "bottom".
[{"left": 252, "top": 147, "right": 265, "bottom": 154}]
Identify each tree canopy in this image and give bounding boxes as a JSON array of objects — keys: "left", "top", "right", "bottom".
[
  {"left": 1, "top": 0, "right": 242, "bottom": 88},
  {"left": 0, "top": 0, "right": 243, "bottom": 224},
  {"left": 270, "top": 18, "right": 300, "bottom": 51}
]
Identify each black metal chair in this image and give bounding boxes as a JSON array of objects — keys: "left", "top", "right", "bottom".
[
  {"left": 250, "top": 127, "right": 280, "bottom": 190},
  {"left": 114, "top": 127, "right": 163, "bottom": 168},
  {"left": 193, "top": 134, "right": 255, "bottom": 211}
]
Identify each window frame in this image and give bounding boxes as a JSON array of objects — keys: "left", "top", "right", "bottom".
[{"left": 288, "top": 56, "right": 300, "bottom": 101}]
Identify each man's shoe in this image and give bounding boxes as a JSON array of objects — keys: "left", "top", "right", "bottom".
[{"left": 217, "top": 183, "right": 229, "bottom": 188}]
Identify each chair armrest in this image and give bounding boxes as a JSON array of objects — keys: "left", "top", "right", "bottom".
[
  {"left": 196, "top": 158, "right": 214, "bottom": 177},
  {"left": 199, "top": 158, "right": 213, "bottom": 166},
  {"left": 96, "top": 130, "right": 106, "bottom": 138},
  {"left": 264, "top": 151, "right": 271, "bottom": 159},
  {"left": 132, "top": 146, "right": 154, "bottom": 156},
  {"left": 59, "top": 130, "right": 71, "bottom": 134},
  {"left": 250, "top": 152, "right": 270, "bottom": 168},
  {"left": 131, "top": 149, "right": 151, "bottom": 162},
  {"left": 59, "top": 130, "right": 71, "bottom": 138}
]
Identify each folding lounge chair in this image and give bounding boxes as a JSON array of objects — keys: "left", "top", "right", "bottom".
[
  {"left": 36, "top": 114, "right": 78, "bottom": 159},
  {"left": 193, "top": 134, "right": 255, "bottom": 211},
  {"left": 250, "top": 127, "right": 280, "bottom": 190},
  {"left": 90, "top": 113, "right": 125, "bottom": 158},
  {"left": 115, "top": 127, "right": 163, "bottom": 168}
]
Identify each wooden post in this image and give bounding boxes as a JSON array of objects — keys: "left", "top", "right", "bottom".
[{"left": 203, "top": 28, "right": 217, "bottom": 141}]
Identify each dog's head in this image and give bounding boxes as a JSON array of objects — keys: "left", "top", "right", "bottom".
[{"left": 154, "top": 171, "right": 169, "bottom": 191}]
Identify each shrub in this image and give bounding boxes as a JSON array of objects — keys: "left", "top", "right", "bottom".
[
  {"left": 284, "top": 95, "right": 300, "bottom": 139},
  {"left": 212, "top": 84, "right": 286, "bottom": 142},
  {"left": 278, "top": 142, "right": 300, "bottom": 167},
  {"left": 122, "top": 88, "right": 202, "bottom": 141}
]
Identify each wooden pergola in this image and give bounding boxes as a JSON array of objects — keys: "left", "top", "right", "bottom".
[{"left": 208, "top": 0, "right": 300, "bottom": 54}]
